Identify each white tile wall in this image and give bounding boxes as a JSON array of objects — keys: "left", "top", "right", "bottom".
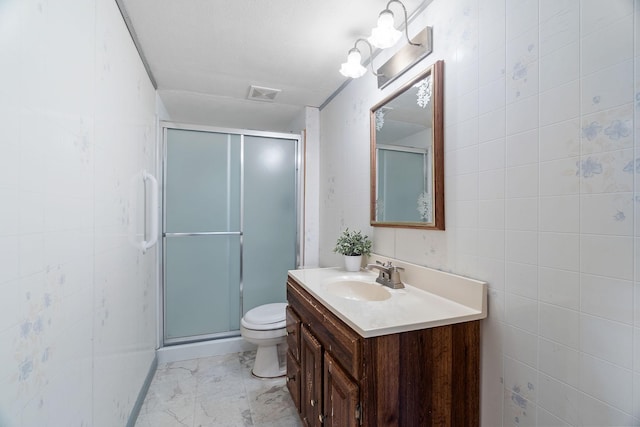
[
  {"left": 506, "top": 261, "right": 538, "bottom": 299},
  {"left": 319, "top": 0, "right": 640, "bottom": 425},
  {"left": 0, "top": 0, "right": 158, "bottom": 425},
  {"left": 538, "top": 267, "right": 580, "bottom": 310},
  {"left": 504, "top": 325, "right": 538, "bottom": 367},
  {"left": 581, "top": 273, "right": 634, "bottom": 323},
  {"left": 538, "top": 338, "right": 579, "bottom": 388}
]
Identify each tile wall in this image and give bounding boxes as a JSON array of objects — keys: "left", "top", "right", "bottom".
[
  {"left": 319, "top": 0, "right": 639, "bottom": 425},
  {"left": 0, "top": 0, "right": 158, "bottom": 425}
]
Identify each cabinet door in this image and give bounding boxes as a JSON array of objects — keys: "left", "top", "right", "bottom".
[
  {"left": 286, "top": 306, "right": 301, "bottom": 361},
  {"left": 323, "top": 352, "right": 359, "bottom": 427},
  {"left": 301, "top": 325, "right": 323, "bottom": 427},
  {"left": 286, "top": 350, "right": 301, "bottom": 412}
]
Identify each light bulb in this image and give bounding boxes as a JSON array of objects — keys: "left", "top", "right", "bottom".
[
  {"left": 378, "top": 10, "right": 395, "bottom": 29},
  {"left": 367, "top": 10, "right": 402, "bottom": 49},
  {"left": 339, "top": 48, "right": 367, "bottom": 78},
  {"left": 347, "top": 49, "right": 362, "bottom": 65}
]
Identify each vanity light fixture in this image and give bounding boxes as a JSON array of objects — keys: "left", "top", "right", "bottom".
[
  {"left": 368, "top": 0, "right": 421, "bottom": 49},
  {"left": 340, "top": 0, "right": 430, "bottom": 83},
  {"left": 339, "top": 38, "right": 382, "bottom": 79}
]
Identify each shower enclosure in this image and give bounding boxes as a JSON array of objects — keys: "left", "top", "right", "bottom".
[{"left": 161, "top": 123, "right": 300, "bottom": 345}]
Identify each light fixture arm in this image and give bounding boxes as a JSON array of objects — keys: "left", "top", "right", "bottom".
[
  {"left": 353, "top": 38, "right": 384, "bottom": 76},
  {"left": 385, "top": 0, "right": 421, "bottom": 47}
]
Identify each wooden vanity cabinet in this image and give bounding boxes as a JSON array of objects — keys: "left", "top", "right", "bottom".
[
  {"left": 287, "top": 279, "right": 361, "bottom": 427},
  {"left": 286, "top": 275, "right": 480, "bottom": 427}
]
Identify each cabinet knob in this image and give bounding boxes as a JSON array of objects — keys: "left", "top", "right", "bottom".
[
  {"left": 318, "top": 414, "right": 327, "bottom": 423},
  {"left": 286, "top": 374, "right": 295, "bottom": 383},
  {"left": 310, "top": 399, "right": 315, "bottom": 407}
]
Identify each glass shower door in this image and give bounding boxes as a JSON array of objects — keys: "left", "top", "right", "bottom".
[
  {"left": 242, "top": 135, "right": 298, "bottom": 313},
  {"left": 164, "top": 129, "right": 242, "bottom": 343},
  {"left": 163, "top": 127, "right": 299, "bottom": 345}
]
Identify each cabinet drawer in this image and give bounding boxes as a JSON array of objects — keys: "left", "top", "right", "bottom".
[
  {"left": 287, "top": 278, "right": 362, "bottom": 380},
  {"left": 286, "top": 306, "right": 301, "bottom": 361}
]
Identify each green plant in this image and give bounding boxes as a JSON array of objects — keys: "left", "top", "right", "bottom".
[{"left": 333, "top": 228, "right": 372, "bottom": 257}]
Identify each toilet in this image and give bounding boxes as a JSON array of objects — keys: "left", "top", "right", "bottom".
[{"left": 240, "top": 302, "right": 288, "bottom": 378}]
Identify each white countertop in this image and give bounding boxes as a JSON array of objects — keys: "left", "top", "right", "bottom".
[{"left": 288, "top": 260, "right": 487, "bottom": 338}]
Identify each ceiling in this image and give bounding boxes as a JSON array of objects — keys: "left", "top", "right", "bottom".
[{"left": 117, "top": 0, "right": 427, "bottom": 132}]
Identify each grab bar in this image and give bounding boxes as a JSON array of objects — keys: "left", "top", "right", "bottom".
[{"left": 141, "top": 170, "right": 158, "bottom": 253}]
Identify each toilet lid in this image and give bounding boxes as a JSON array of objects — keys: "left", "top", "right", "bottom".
[{"left": 244, "top": 303, "right": 287, "bottom": 325}]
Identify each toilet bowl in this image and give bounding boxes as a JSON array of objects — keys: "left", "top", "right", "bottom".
[{"left": 240, "top": 302, "right": 287, "bottom": 378}]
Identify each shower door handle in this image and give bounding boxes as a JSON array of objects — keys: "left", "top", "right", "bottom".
[{"left": 141, "top": 170, "right": 159, "bottom": 253}]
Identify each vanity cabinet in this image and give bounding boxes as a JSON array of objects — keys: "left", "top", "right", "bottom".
[
  {"left": 286, "top": 275, "right": 480, "bottom": 427},
  {"left": 287, "top": 280, "right": 361, "bottom": 427}
]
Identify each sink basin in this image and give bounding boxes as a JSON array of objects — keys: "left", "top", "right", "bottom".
[{"left": 325, "top": 280, "right": 391, "bottom": 302}]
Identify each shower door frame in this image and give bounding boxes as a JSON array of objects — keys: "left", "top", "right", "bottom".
[{"left": 160, "top": 121, "right": 303, "bottom": 346}]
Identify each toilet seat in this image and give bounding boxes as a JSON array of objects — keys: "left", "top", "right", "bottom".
[{"left": 241, "top": 303, "right": 287, "bottom": 331}]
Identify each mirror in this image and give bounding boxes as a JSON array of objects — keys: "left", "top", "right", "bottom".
[{"left": 370, "top": 60, "right": 444, "bottom": 230}]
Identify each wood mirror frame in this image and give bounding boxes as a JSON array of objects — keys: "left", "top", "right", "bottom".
[{"left": 370, "top": 60, "right": 444, "bottom": 230}]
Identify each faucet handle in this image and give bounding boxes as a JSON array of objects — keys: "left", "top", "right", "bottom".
[
  {"left": 376, "top": 260, "right": 394, "bottom": 268},
  {"left": 388, "top": 265, "right": 405, "bottom": 289}
]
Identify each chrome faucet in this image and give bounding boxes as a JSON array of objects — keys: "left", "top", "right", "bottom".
[{"left": 366, "top": 260, "right": 405, "bottom": 289}]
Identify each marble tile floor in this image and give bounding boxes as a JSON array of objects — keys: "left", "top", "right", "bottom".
[{"left": 135, "top": 351, "right": 304, "bottom": 427}]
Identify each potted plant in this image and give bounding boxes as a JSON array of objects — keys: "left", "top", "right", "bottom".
[{"left": 333, "top": 228, "right": 372, "bottom": 272}]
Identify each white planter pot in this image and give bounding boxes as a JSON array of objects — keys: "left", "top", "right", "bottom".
[{"left": 343, "top": 255, "right": 362, "bottom": 272}]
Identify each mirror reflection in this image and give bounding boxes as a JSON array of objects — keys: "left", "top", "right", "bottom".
[{"left": 370, "top": 60, "right": 444, "bottom": 229}]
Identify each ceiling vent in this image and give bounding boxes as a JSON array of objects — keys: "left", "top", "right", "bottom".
[{"left": 247, "top": 85, "right": 281, "bottom": 102}]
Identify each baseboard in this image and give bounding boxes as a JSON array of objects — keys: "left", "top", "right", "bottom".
[
  {"left": 126, "top": 353, "right": 158, "bottom": 427},
  {"left": 157, "top": 336, "right": 256, "bottom": 364}
]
